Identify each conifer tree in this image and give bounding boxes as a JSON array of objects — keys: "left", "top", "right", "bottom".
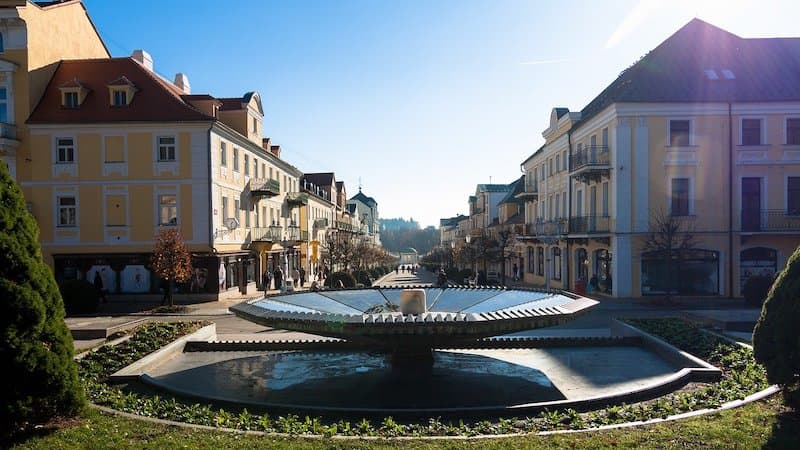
[{"left": 0, "top": 163, "right": 85, "bottom": 436}]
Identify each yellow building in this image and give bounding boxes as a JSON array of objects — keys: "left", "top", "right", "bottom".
[
  {"left": 519, "top": 19, "right": 800, "bottom": 299},
  {"left": 25, "top": 51, "right": 304, "bottom": 299},
  {"left": 0, "top": 0, "right": 109, "bottom": 183}
]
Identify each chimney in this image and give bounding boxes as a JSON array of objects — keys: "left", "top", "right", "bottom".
[
  {"left": 131, "top": 50, "right": 153, "bottom": 71},
  {"left": 173, "top": 73, "right": 190, "bottom": 94},
  {"left": 261, "top": 137, "right": 271, "bottom": 151},
  {"left": 270, "top": 145, "right": 281, "bottom": 158}
]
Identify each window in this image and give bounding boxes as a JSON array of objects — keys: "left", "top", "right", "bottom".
[
  {"left": 0, "top": 33, "right": 4, "bottom": 53},
  {"left": 602, "top": 127, "right": 609, "bottom": 149},
  {"left": 220, "top": 142, "right": 227, "bottom": 167},
  {"left": 602, "top": 182, "right": 609, "bottom": 216},
  {"left": 786, "top": 119, "right": 800, "bottom": 145},
  {"left": 59, "top": 91, "right": 77, "bottom": 110},
  {"left": 537, "top": 247, "right": 544, "bottom": 276},
  {"left": 562, "top": 150, "right": 567, "bottom": 170},
  {"left": 671, "top": 178, "right": 690, "bottom": 216},
  {"left": 244, "top": 154, "right": 249, "bottom": 176},
  {"left": 549, "top": 158, "right": 553, "bottom": 176},
  {"left": 555, "top": 155, "right": 560, "bottom": 173},
  {"left": 555, "top": 193, "right": 560, "bottom": 218},
  {"left": 233, "top": 148, "right": 239, "bottom": 171},
  {"left": 252, "top": 117, "right": 257, "bottom": 133},
  {"left": 669, "top": 120, "right": 690, "bottom": 146},
  {"left": 157, "top": 136, "right": 176, "bottom": 161},
  {"left": 553, "top": 247, "right": 561, "bottom": 280},
  {"left": 221, "top": 196, "right": 229, "bottom": 220},
  {"left": 741, "top": 118, "right": 762, "bottom": 145},
  {"left": 158, "top": 195, "right": 177, "bottom": 225},
  {"left": 56, "top": 138, "right": 75, "bottom": 163},
  {"left": 253, "top": 159, "right": 258, "bottom": 178},
  {"left": 0, "top": 88, "right": 6, "bottom": 122},
  {"left": 244, "top": 198, "right": 250, "bottom": 227},
  {"left": 788, "top": 177, "right": 800, "bottom": 215},
  {"left": 112, "top": 90, "right": 127, "bottom": 107},
  {"left": 234, "top": 199, "right": 241, "bottom": 225},
  {"left": 57, "top": 196, "right": 76, "bottom": 227},
  {"left": 527, "top": 247, "right": 534, "bottom": 273}
]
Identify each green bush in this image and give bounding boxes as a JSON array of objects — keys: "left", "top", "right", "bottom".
[
  {"left": 324, "top": 271, "right": 356, "bottom": 288},
  {"left": 0, "top": 163, "right": 85, "bottom": 437},
  {"left": 59, "top": 279, "right": 100, "bottom": 315},
  {"left": 351, "top": 270, "right": 373, "bottom": 287},
  {"left": 742, "top": 275, "right": 774, "bottom": 306},
  {"left": 368, "top": 268, "right": 381, "bottom": 279},
  {"left": 753, "top": 245, "right": 800, "bottom": 409}
]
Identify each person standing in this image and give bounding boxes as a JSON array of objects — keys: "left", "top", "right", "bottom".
[
  {"left": 262, "top": 270, "right": 272, "bottom": 292},
  {"left": 94, "top": 271, "right": 107, "bottom": 303},
  {"left": 274, "top": 267, "right": 283, "bottom": 291},
  {"left": 299, "top": 267, "right": 306, "bottom": 287}
]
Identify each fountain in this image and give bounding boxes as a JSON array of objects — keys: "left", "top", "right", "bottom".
[{"left": 122, "top": 286, "right": 717, "bottom": 416}]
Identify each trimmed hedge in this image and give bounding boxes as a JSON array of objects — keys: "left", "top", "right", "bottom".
[{"left": 324, "top": 271, "right": 356, "bottom": 288}]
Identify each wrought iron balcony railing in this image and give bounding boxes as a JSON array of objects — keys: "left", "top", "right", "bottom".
[
  {"left": 742, "top": 209, "right": 800, "bottom": 232},
  {"left": 570, "top": 145, "right": 610, "bottom": 172},
  {"left": 569, "top": 215, "right": 611, "bottom": 234}
]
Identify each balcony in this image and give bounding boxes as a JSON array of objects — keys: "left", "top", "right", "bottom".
[
  {"left": 251, "top": 227, "right": 282, "bottom": 242},
  {"left": 286, "top": 192, "right": 309, "bottom": 207},
  {"left": 569, "top": 215, "right": 611, "bottom": 234},
  {"left": 515, "top": 181, "right": 538, "bottom": 201},
  {"left": 742, "top": 210, "right": 800, "bottom": 232},
  {"left": 333, "top": 220, "right": 355, "bottom": 233},
  {"left": 570, "top": 145, "right": 611, "bottom": 183},
  {"left": 250, "top": 178, "right": 280, "bottom": 198},
  {"left": 314, "top": 217, "right": 329, "bottom": 228}
]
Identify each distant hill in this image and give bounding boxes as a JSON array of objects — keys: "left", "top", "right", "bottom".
[
  {"left": 381, "top": 224, "right": 438, "bottom": 255},
  {"left": 381, "top": 217, "right": 420, "bottom": 232}
]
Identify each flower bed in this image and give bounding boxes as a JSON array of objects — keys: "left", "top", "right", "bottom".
[{"left": 79, "top": 318, "right": 770, "bottom": 437}]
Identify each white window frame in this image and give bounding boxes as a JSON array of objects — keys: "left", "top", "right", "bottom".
[
  {"left": 784, "top": 116, "right": 800, "bottom": 146},
  {"left": 739, "top": 116, "right": 766, "bottom": 146},
  {"left": 154, "top": 187, "right": 179, "bottom": 228},
  {"left": 157, "top": 135, "right": 176, "bottom": 162},
  {"left": 158, "top": 194, "right": 178, "bottom": 226},
  {"left": 63, "top": 91, "right": 78, "bottom": 109},
  {"left": 53, "top": 135, "right": 77, "bottom": 177},
  {"left": 669, "top": 176, "right": 695, "bottom": 216},
  {"left": 152, "top": 133, "right": 178, "bottom": 175},
  {"left": 667, "top": 118, "right": 694, "bottom": 147},
  {"left": 220, "top": 141, "right": 227, "bottom": 167},
  {"left": 56, "top": 195, "right": 77, "bottom": 227},
  {"left": 112, "top": 89, "right": 127, "bottom": 107}
]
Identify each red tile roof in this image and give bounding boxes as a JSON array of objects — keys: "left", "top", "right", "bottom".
[{"left": 28, "top": 57, "right": 213, "bottom": 124}]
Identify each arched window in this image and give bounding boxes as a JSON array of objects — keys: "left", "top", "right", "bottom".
[{"left": 740, "top": 247, "right": 777, "bottom": 294}]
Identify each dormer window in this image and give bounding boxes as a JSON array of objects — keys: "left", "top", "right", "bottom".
[
  {"left": 64, "top": 91, "right": 78, "bottom": 109},
  {"left": 112, "top": 90, "right": 127, "bottom": 106},
  {"left": 107, "top": 76, "right": 137, "bottom": 107},
  {"left": 59, "top": 79, "right": 89, "bottom": 109}
]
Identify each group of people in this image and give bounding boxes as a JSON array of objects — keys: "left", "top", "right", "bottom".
[
  {"left": 262, "top": 266, "right": 327, "bottom": 291},
  {"left": 395, "top": 264, "right": 418, "bottom": 274}
]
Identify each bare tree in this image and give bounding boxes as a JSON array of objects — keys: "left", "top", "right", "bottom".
[
  {"left": 150, "top": 228, "right": 193, "bottom": 307},
  {"left": 641, "top": 209, "right": 699, "bottom": 297}
]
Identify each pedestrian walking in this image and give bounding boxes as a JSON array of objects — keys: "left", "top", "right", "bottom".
[
  {"left": 299, "top": 267, "right": 306, "bottom": 287},
  {"left": 94, "top": 271, "right": 107, "bottom": 303},
  {"left": 262, "top": 270, "right": 272, "bottom": 291}
]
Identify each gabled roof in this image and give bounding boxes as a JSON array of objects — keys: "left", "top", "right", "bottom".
[
  {"left": 577, "top": 18, "right": 800, "bottom": 127},
  {"left": 218, "top": 91, "right": 263, "bottom": 114},
  {"left": 350, "top": 190, "right": 377, "bottom": 206},
  {"left": 476, "top": 184, "right": 512, "bottom": 194},
  {"left": 499, "top": 176, "right": 525, "bottom": 206},
  {"left": 302, "top": 172, "right": 336, "bottom": 187},
  {"left": 28, "top": 57, "right": 212, "bottom": 124}
]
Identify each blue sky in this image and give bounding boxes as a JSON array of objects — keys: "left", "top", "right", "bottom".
[{"left": 83, "top": 0, "right": 798, "bottom": 228}]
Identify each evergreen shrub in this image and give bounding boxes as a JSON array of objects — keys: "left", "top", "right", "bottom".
[
  {"left": 0, "top": 163, "right": 85, "bottom": 436},
  {"left": 59, "top": 279, "right": 99, "bottom": 315},
  {"left": 753, "top": 244, "right": 800, "bottom": 409}
]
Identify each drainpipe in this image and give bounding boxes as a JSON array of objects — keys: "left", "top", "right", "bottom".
[
  {"left": 567, "top": 130, "right": 573, "bottom": 290},
  {"left": 728, "top": 102, "right": 734, "bottom": 298}
]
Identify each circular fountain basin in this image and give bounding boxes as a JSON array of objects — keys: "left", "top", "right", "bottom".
[{"left": 230, "top": 287, "right": 599, "bottom": 351}]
